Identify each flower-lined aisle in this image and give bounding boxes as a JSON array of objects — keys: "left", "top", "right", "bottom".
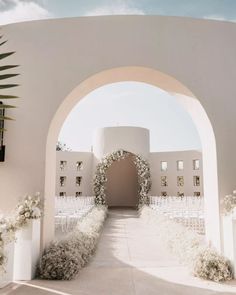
[
  {"left": 38, "top": 205, "right": 107, "bottom": 280},
  {"left": 140, "top": 206, "right": 233, "bottom": 282}
]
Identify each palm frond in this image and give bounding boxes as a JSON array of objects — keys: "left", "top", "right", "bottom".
[
  {"left": 0, "top": 94, "right": 18, "bottom": 99},
  {"left": 0, "top": 52, "right": 15, "bottom": 60},
  {"left": 0, "top": 33, "right": 19, "bottom": 151},
  {"left": 0, "top": 84, "right": 19, "bottom": 89},
  {"left": 0, "top": 115, "right": 14, "bottom": 120},
  {"left": 0, "top": 74, "right": 19, "bottom": 80},
  {"left": 0, "top": 104, "right": 16, "bottom": 109},
  {"left": 0, "top": 40, "right": 7, "bottom": 47},
  {"left": 0, "top": 65, "right": 19, "bottom": 71}
]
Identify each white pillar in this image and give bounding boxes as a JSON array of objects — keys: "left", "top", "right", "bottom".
[
  {"left": 14, "top": 219, "right": 41, "bottom": 280},
  {"left": 222, "top": 212, "right": 236, "bottom": 278},
  {"left": 0, "top": 242, "right": 15, "bottom": 288}
]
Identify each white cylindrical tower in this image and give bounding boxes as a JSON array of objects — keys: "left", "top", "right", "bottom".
[{"left": 92, "top": 126, "right": 150, "bottom": 160}]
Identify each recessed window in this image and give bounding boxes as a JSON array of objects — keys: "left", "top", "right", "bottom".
[
  {"left": 177, "top": 192, "right": 184, "bottom": 197},
  {"left": 60, "top": 160, "right": 67, "bottom": 170},
  {"left": 76, "top": 161, "right": 83, "bottom": 171},
  {"left": 59, "top": 192, "right": 66, "bottom": 197},
  {"left": 60, "top": 176, "right": 66, "bottom": 187},
  {"left": 75, "top": 192, "right": 82, "bottom": 197},
  {"left": 161, "top": 191, "right": 167, "bottom": 197},
  {"left": 76, "top": 176, "right": 82, "bottom": 186},
  {"left": 193, "top": 159, "right": 200, "bottom": 170},
  {"left": 177, "top": 160, "right": 184, "bottom": 171},
  {"left": 194, "top": 191, "right": 201, "bottom": 197},
  {"left": 193, "top": 176, "right": 200, "bottom": 186},
  {"left": 161, "top": 176, "right": 168, "bottom": 186},
  {"left": 177, "top": 176, "right": 184, "bottom": 186},
  {"left": 161, "top": 161, "right": 167, "bottom": 171}
]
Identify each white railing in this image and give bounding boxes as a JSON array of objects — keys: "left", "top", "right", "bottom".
[
  {"left": 55, "top": 196, "right": 95, "bottom": 233},
  {"left": 149, "top": 196, "right": 205, "bottom": 234}
]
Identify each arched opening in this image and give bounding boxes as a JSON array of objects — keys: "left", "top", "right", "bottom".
[
  {"left": 44, "top": 66, "right": 220, "bottom": 250},
  {"left": 106, "top": 153, "right": 138, "bottom": 208}
]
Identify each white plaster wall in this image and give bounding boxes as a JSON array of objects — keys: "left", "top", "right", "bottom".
[
  {"left": 55, "top": 151, "right": 93, "bottom": 196},
  {"left": 150, "top": 150, "right": 203, "bottom": 196},
  {"left": 93, "top": 127, "right": 150, "bottom": 161},
  {"left": 0, "top": 16, "right": 235, "bottom": 249}
]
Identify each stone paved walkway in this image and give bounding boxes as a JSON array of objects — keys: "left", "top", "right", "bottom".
[{"left": 2, "top": 209, "right": 236, "bottom": 295}]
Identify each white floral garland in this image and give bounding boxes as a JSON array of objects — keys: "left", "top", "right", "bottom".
[
  {"left": 94, "top": 149, "right": 151, "bottom": 206},
  {"left": 222, "top": 189, "right": 236, "bottom": 215},
  {"left": 0, "top": 193, "right": 42, "bottom": 275},
  {"left": 38, "top": 205, "right": 107, "bottom": 280},
  {"left": 140, "top": 206, "right": 233, "bottom": 282}
]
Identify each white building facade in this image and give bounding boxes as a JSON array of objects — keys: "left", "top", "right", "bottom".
[
  {"left": 3, "top": 16, "right": 236, "bottom": 248},
  {"left": 56, "top": 127, "right": 203, "bottom": 198}
]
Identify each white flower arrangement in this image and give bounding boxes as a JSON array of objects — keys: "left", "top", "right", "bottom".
[
  {"left": 193, "top": 247, "right": 233, "bottom": 282},
  {"left": 0, "top": 193, "right": 42, "bottom": 275},
  {"left": 222, "top": 190, "right": 236, "bottom": 215},
  {"left": 0, "top": 251, "right": 6, "bottom": 276},
  {"left": 140, "top": 205, "right": 233, "bottom": 282},
  {"left": 14, "top": 193, "right": 42, "bottom": 227},
  {"left": 38, "top": 205, "right": 107, "bottom": 280},
  {"left": 93, "top": 149, "right": 151, "bottom": 206}
]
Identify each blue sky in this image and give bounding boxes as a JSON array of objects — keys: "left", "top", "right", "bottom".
[
  {"left": 0, "top": 0, "right": 236, "bottom": 24},
  {"left": 47, "top": 0, "right": 236, "bottom": 21}
]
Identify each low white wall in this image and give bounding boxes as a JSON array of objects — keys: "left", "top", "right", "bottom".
[
  {"left": 56, "top": 148, "right": 203, "bottom": 199},
  {"left": 56, "top": 151, "right": 93, "bottom": 196},
  {"left": 150, "top": 150, "right": 203, "bottom": 196}
]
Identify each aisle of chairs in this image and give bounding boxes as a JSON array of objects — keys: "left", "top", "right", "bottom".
[
  {"left": 149, "top": 196, "right": 205, "bottom": 234},
  {"left": 55, "top": 196, "right": 95, "bottom": 233}
]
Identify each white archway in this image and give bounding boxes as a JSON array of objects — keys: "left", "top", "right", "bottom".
[{"left": 44, "top": 66, "right": 220, "bottom": 250}]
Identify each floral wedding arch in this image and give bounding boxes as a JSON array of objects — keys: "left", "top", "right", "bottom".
[{"left": 93, "top": 149, "right": 152, "bottom": 206}]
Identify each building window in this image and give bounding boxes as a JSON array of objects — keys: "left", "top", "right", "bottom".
[
  {"left": 60, "top": 160, "right": 67, "bottom": 170},
  {"left": 59, "top": 192, "right": 66, "bottom": 197},
  {"left": 177, "top": 192, "right": 184, "bottom": 197},
  {"left": 193, "top": 176, "right": 200, "bottom": 186},
  {"left": 177, "top": 176, "right": 184, "bottom": 186},
  {"left": 161, "top": 191, "right": 167, "bottom": 197},
  {"left": 161, "top": 161, "right": 167, "bottom": 171},
  {"left": 76, "top": 176, "right": 82, "bottom": 186},
  {"left": 60, "top": 176, "right": 66, "bottom": 187},
  {"left": 161, "top": 176, "right": 168, "bottom": 186},
  {"left": 193, "top": 159, "right": 200, "bottom": 170},
  {"left": 76, "top": 161, "right": 83, "bottom": 171},
  {"left": 177, "top": 160, "right": 184, "bottom": 171},
  {"left": 75, "top": 192, "right": 82, "bottom": 197},
  {"left": 194, "top": 191, "right": 201, "bottom": 197}
]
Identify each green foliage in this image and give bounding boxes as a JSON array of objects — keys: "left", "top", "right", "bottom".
[
  {"left": 56, "top": 141, "right": 72, "bottom": 151},
  {"left": 0, "top": 33, "right": 19, "bottom": 147}
]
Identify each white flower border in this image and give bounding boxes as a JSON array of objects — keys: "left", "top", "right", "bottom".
[
  {"left": 140, "top": 206, "right": 233, "bottom": 282},
  {"left": 0, "top": 193, "right": 42, "bottom": 275},
  {"left": 222, "top": 189, "right": 236, "bottom": 215},
  {"left": 94, "top": 149, "right": 151, "bottom": 206},
  {"left": 38, "top": 205, "right": 107, "bottom": 280}
]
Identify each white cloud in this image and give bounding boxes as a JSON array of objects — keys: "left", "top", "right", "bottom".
[
  {"left": 84, "top": 2, "right": 145, "bottom": 16},
  {"left": 0, "top": 0, "right": 51, "bottom": 25},
  {"left": 203, "top": 14, "right": 236, "bottom": 22}
]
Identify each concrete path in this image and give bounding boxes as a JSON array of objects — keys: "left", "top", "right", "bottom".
[{"left": 2, "top": 209, "right": 236, "bottom": 295}]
